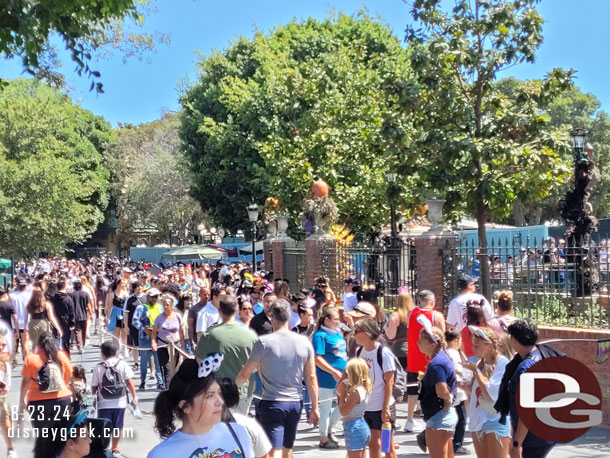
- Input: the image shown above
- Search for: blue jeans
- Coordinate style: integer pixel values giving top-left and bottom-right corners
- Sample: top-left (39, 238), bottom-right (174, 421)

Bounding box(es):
top-left (139, 336), bottom-right (163, 386)
top-left (260, 400), bottom-right (303, 450)
top-left (454, 401), bottom-right (466, 450)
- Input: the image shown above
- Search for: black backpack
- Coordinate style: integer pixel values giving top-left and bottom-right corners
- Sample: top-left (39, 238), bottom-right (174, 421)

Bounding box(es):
top-left (98, 361), bottom-right (126, 400)
top-left (357, 344), bottom-right (408, 401)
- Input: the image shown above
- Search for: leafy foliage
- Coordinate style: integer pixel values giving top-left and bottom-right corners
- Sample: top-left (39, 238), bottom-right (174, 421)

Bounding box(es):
top-left (0, 0), bottom-right (154, 92)
top-left (107, 113), bottom-right (206, 249)
top-left (180, 13), bottom-right (414, 235)
top-left (388, 0), bottom-right (575, 295)
top-left (496, 83), bottom-right (610, 225)
top-left (0, 79), bottom-right (112, 257)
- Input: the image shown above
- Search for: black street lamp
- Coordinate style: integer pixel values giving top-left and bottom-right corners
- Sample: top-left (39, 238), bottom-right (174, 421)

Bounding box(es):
top-left (386, 171), bottom-right (400, 293)
top-left (247, 203), bottom-right (259, 272)
top-left (561, 128), bottom-right (597, 296)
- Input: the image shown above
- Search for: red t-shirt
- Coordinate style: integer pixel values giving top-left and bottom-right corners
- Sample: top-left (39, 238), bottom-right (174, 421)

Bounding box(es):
top-left (407, 307), bottom-right (438, 373)
top-left (461, 326), bottom-right (474, 358)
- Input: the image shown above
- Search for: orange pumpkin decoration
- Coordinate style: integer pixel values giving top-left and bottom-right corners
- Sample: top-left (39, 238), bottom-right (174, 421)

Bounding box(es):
top-left (312, 179), bottom-right (329, 198)
top-left (265, 197), bottom-right (280, 211)
top-left (413, 204), bottom-right (428, 216)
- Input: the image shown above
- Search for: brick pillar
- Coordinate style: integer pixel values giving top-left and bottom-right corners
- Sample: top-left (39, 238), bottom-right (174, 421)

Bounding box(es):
top-left (305, 235), bottom-right (336, 288)
top-left (271, 237), bottom-right (295, 279)
top-left (413, 234), bottom-right (457, 311)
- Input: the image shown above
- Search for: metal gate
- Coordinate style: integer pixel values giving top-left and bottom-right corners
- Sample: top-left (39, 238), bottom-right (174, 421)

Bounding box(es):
top-left (322, 240), bottom-right (417, 309)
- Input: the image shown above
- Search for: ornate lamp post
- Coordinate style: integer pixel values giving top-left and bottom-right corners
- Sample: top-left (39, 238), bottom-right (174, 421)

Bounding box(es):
top-left (197, 223), bottom-right (206, 245)
top-left (561, 128), bottom-right (597, 296)
top-left (247, 203), bottom-right (259, 272)
top-left (386, 171), bottom-right (400, 293)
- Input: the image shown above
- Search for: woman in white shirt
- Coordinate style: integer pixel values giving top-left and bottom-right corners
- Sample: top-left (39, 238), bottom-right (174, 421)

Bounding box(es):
top-left (463, 326), bottom-right (510, 458)
top-left (148, 355), bottom-right (254, 458)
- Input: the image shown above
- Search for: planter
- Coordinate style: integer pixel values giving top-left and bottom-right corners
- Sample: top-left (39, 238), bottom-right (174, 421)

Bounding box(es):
top-left (426, 198), bottom-right (446, 232)
top-left (276, 215), bottom-right (289, 238)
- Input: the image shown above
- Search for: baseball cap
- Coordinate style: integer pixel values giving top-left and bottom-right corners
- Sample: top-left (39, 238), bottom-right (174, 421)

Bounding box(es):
top-left (457, 274), bottom-right (477, 289)
top-left (16, 277), bottom-right (27, 286)
top-left (347, 302), bottom-right (377, 318)
top-left (146, 288), bottom-right (161, 297)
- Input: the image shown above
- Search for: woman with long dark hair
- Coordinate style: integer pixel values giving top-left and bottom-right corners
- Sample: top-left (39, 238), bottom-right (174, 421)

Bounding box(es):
top-left (19, 332), bottom-right (73, 455)
top-left (461, 301), bottom-right (488, 358)
top-left (27, 288), bottom-right (63, 351)
top-left (106, 277), bottom-right (129, 357)
top-left (148, 356), bottom-right (254, 457)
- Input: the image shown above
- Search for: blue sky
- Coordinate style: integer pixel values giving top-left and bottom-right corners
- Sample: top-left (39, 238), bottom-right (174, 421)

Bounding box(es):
top-left (1, 0), bottom-right (608, 126)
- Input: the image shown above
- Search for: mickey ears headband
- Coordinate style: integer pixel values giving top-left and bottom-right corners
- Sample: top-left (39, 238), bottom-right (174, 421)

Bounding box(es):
top-left (416, 314), bottom-right (439, 343)
top-left (198, 353), bottom-right (224, 378)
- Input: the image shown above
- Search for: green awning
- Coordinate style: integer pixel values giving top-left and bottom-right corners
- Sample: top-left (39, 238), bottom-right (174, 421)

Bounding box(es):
top-left (161, 245), bottom-right (224, 261)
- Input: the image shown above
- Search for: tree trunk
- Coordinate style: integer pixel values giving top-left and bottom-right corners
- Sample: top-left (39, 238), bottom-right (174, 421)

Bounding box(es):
top-left (529, 206), bottom-right (543, 226)
top-left (513, 201), bottom-right (526, 227)
top-left (476, 200), bottom-right (491, 299)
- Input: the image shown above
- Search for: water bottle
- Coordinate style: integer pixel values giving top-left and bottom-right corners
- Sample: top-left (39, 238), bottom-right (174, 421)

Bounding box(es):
top-left (381, 422), bottom-right (392, 453)
top-left (127, 401), bottom-right (143, 419)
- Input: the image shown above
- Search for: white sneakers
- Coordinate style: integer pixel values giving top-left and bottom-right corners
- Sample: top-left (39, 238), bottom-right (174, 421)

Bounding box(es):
top-left (7, 449), bottom-right (17, 458)
top-left (404, 419), bottom-right (423, 433)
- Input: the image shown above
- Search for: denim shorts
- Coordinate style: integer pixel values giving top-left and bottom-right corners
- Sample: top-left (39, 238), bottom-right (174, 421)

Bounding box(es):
top-left (475, 417), bottom-right (511, 440)
top-left (426, 408), bottom-right (458, 431)
top-left (344, 418), bottom-right (371, 451)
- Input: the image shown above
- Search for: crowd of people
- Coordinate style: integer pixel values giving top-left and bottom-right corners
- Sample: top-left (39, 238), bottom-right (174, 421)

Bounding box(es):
top-left (0, 257), bottom-right (561, 458)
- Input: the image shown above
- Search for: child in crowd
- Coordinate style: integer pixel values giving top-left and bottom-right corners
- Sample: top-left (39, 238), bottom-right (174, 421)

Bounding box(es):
top-left (0, 332), bottom-right (16, 458)
top-left (445, 329), bottom-right (473, 455)
top-left (71, 366), bottom-right (96, 417)
top-left (337, 358), bottom-right (372, 458)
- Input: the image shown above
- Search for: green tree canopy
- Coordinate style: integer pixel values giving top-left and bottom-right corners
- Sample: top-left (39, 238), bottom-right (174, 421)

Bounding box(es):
top-left (180, 13), bottom-right (414, 235)
top-left (0, 0), bottom-right (164, 91)
top-left (389, 0), bottom-right (574, 295)
top-left (494, 82), bottom-right (610, 225)
top-left (107, 113), bottom-right (206, 250)
top-left (0, 79), bottom-right (112, 257)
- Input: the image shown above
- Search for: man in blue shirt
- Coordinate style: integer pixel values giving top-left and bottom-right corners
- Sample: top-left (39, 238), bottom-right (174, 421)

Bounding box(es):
top-left (507, 320), bottom-right (556, 458)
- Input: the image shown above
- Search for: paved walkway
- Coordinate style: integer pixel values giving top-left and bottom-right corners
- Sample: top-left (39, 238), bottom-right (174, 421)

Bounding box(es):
top-left (5, 339), bottom-right (610, 457)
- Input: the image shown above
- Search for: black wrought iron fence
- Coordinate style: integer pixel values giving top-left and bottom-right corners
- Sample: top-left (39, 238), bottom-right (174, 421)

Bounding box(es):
top-left (282, 245), bottom-right (307, 292)
top-left (442, 236), bottom-right (610, 329)
top-left (321, 241), bottom-right (417, 310)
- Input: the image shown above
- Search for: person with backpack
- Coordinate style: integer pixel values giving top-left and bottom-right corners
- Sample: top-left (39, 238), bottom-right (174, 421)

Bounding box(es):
top-left (18, 332), bottom-right (73, 451)
top-left (502, 319), bottom-right (556, 458)
top-left (353, 317), bottom-right (397, 458)
top-left (311, 307), bottom-right (348, 449)
top-left (91, 340), bottom-right (138, 458)
top-left (132, 288), bottom-right (164, 391)
top-left (417, 323), bottom-right (457, 458)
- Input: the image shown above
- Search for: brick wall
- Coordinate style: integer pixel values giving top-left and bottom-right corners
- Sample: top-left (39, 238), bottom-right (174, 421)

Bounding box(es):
top-left (538, 325), bottom-right (610, 426)
top-left (305, 237), bottom-right (336, 287)
top-left (413, 235), bottom-right (455, 310)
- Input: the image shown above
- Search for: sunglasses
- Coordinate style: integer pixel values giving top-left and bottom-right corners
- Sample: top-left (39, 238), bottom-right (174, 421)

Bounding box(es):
top-left (241, 307), bottom-right (253, 312)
